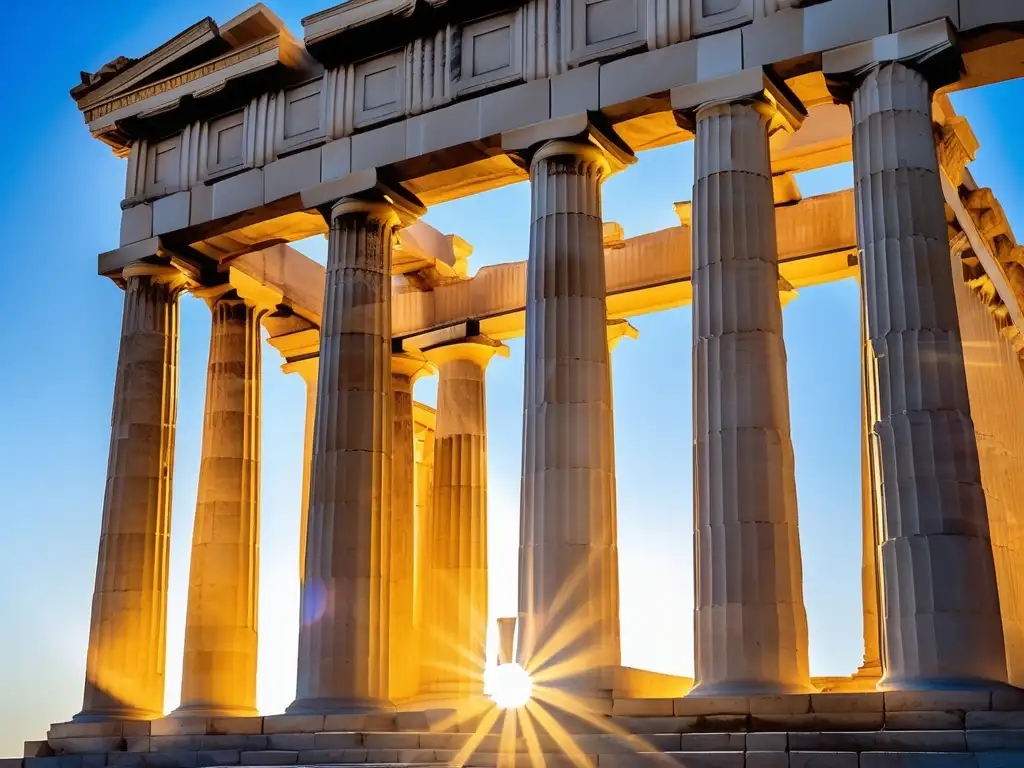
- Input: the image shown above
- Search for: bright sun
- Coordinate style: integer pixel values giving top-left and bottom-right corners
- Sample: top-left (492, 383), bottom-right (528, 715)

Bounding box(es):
top-left (485, 663), bottom-right (533, 709)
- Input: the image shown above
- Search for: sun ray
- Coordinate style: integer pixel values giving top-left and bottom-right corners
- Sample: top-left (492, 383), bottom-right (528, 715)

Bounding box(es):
top-left (497, 706), bottom-right (519, 768)
top-left (450, 703), bottom-right (503, 768)
top-left (427, 696), bottom-right (493, 735)
top-left (518, 706), bottom-right (547, 768)
top-left (526, 698), bottom-right (595, 768)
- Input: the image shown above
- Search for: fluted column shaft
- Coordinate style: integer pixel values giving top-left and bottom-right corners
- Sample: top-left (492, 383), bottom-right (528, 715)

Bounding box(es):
top-left (80, 265), bottom-right (184, 720)
top-left (413, 408), bottom-right (436, 658)
top-left (690, 101), bottom-right (812, 696)
top-left (422, 341), bottom-right (503, 697)
top-left (852, 62), bottom-right (1006, 689)
top-left (389, 356), bottom-right (433, 701)
top-left (294, 363), bottom-right (318, 583)
top-left (292, 199), bottom-right (400, 713)
top-left (517, 140), bottom-right (620, 699)
top-left (178, 297), bottom-right (262, 716)
top-left (858, 279), bottom-right (883, 678)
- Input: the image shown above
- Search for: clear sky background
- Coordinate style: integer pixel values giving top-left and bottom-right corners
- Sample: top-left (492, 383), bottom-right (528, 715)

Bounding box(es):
top-left (1, 1), bottom-right (1022, 758)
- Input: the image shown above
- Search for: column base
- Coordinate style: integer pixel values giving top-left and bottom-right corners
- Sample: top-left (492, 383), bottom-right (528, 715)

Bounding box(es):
top-left (73, 708), bottom-right (160, 723)
top-left (876, 675), bottom-right (1015, 693)
top-left (686, 680), bottom-right (817, 698)
top-left (169, 704), bottom-right (259, 718)
top-left (286, 697), bottom-right (396, 715)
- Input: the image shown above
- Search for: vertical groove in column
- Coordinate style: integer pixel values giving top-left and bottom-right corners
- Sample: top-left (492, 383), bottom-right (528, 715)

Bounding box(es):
top-left (292, 201), bottom-right (397, 712)
top-left (858, 280), bottom-right (883, 678)
top-left (853, 63), bottom-right (1007, 689)
top-left (413, 415), bottom-right (436, 684)
top-left (422, 355), bottom-right (491, 698)
top-left (517, 141), bottom-right (620, 700)
top-left (389, 372), bottom-right (418, 701)
top-left (81, 271), bottom-right (182, 720)
top-left (690, 102), bottom-right (812, 697)
top-left (179, 298), bottom-right (261, 716)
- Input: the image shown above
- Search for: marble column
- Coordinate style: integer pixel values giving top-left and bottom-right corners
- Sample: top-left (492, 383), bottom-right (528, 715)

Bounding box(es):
top-left (291, 192), bottom-right (422, 713)
top-left (517, 135), bottom-right (631, 702)
top-left (857, 278), bottom-right (883, 680)
top-left (850, 62), bottom-right (1006, 689)
top-left (412, 403), bottom-right (436, 665)
top-left (79, 263), bottom-right (186, 721)
top-left (283, 359), bottom-right (319, 583)
top-left (177, 295), bottom-right (262, 716)
top-left (389, 353), bottom-right (435, 702)
top-left (689, 94), bottom-right (813, 696)
top-left (603, 319), bottom-right (637, 677)
top-left (421, 337), bottom-right (507, 698)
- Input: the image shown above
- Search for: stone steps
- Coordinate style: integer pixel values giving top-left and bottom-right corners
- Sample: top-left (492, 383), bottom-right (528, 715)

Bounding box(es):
top-left (8, 749), bottom-right (1024, 768)
top-left (16, 728), bottom-right (1024, 768)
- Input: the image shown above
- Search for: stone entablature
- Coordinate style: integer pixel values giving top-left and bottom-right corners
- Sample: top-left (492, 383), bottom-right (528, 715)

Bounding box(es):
top-left (77, 0), bottom-right (1024, 267)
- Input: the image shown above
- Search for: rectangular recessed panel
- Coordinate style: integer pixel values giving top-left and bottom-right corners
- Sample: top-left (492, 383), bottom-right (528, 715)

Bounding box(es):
top-left (585, 0), bottom-right (639, 45)
top-left (703, 0), bottom-right (742, 15)
top-left (216, 123), bottom-right (243, 166)
top-left (472, 25), bottom-right (512, 76)
top-left (285, 90), bottom-right (320, 139)
top-left (153, 143), bottom-right (178, 186)
top-left (363, 66), bottom-right (398, 111)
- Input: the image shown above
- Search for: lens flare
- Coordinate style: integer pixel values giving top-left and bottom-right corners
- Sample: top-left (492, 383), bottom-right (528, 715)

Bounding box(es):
top-left (485, 663), bottom-right (533, 709)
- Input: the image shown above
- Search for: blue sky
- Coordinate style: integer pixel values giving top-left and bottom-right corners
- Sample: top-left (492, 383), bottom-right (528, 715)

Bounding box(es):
top-left (1, 1), bottom-right (1022, 758)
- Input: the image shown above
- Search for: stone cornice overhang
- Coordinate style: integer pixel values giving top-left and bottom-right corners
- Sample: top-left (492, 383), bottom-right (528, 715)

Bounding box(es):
top-left (72, 18), bottom-right (225, 108)
top-left (301, 0), bottom-right (526, 66)
top-left (84, 31), bottom-right (315, 153)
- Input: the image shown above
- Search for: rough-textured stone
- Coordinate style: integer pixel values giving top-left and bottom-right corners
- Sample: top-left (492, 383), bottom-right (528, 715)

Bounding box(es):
top-left (260, 715), bottom-right (325, 735)
top-left (751, 696), bottom-right (812, 715)
top-left (264, 734), bottom-right (314, 752)
top-left (24, 744), bottom-right (53, 759)
top-left (311, 733), bottom-right (362, 750)
top-left (884, 692), bottom-right (992, 713)
top-left (811, 693), bottom-right (883, 714)
top-left (690, 98), bottom-right (811, 697)
top-left (860, 754), bottom-right (976, 768)
top-left (205, 719), bottom-right (261, 737)
top-left (746, 753), bottom-right (789, 768)
top-left (791, 754), bottom-right (859, 768)
top-left (362, 733), bottom-right (420, 749)
top-left (677, 733), bottom-right (745, 751)
top-left (966, 711), bottom-right (1024, 729)
top-left (674, 697), bottom-right (750, 716)
top-left (194, 751), bottom-right (238, 767)
top-left (746, 733), bottom-right (788, 752)
top-left (885, 712), bottom-right (964, 730)
top-left (237, 751), bottom-right (296, 766)
top-left (615, 700), bottom-right (675, 717)
top-left (149, 721), bottom-right (207, 740)
top-left (966, 729), bottom-right (1024, 751)
top-left (79, 267), bottom-right (185, 720)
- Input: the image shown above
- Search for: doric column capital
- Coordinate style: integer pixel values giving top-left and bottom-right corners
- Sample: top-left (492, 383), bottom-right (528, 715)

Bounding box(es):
top-left (421, 335), bottom-right (509, 369)
top-left (672, 67), bottom-right (807, 137)
top-left (823, 18), bottom-right (961, 102)
top-left (302, 167), bottom-right (426, 227)
top-left (391, 350), bottom-right (437, 383)
top-left (121, 261), bottom-right (191, 294)
top-left (502, 112), bottom-right (637, 179)
top-left (606, 319), bottom-right (639, 351)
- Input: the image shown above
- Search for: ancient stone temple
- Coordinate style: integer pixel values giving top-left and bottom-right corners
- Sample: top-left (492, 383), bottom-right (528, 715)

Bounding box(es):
top-left (9, 0), bottom-right (1024, 766)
